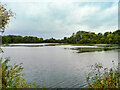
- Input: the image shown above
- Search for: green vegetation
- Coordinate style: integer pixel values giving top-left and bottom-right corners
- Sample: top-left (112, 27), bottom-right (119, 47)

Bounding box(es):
top-left (1, 57), bottom-right (41, 89)
top-left (86, 61), bottom-right (120, 88)
top-left (1, 2), bottom-right (120, 89)
top-left (70, 44), bottom-right (119, 53)
top-left (2, 30), bottom-right (120, 44)
top-left (71, 47), bottom-right (113, 53)
top-left (1, 1), bottom-right (119, 45)
top-left (1, 57), bottom-right (119, 89)
top-left (0, 3), bottom-right (15, 32)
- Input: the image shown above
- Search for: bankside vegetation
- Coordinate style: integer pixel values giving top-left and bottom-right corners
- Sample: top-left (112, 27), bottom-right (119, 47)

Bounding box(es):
top-left (0, 3), bottom-right (41, 89)
top-left (1, 58), bottom-right (40, 89)
top-left (1, 2), bottom-right (120, 89)
top-left (87, 61), bottom-right (120, 88)
top-left (2, 30), bottom-right (120, 44)
top-left (1, 58), bottom-right (120, 89)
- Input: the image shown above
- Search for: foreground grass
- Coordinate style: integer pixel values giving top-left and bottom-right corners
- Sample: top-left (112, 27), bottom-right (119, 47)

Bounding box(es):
top-left (1, 58), bottom-right (41, 89)
top-left (86, 61), bottom-right (120, 88)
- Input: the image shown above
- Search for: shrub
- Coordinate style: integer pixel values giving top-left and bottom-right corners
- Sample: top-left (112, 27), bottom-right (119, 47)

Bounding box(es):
top-left (86, 61), bottom-right (120, 88)
top-left (1, 57), bottom-right (40, 89)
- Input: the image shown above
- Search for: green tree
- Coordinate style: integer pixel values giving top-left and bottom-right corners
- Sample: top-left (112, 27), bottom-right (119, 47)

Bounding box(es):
top-left (107, 34), bottom-right (114, 44)
top-left (104, 32), bottom-right (111, 37)
top-left (113, 34), bottom-right (120, 44)
top-left (0, 3), bottom-right (15, 32)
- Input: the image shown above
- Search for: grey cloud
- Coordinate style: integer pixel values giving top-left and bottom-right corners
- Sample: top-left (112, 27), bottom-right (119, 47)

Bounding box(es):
top-left (4, 2), bottom-right (118, 38)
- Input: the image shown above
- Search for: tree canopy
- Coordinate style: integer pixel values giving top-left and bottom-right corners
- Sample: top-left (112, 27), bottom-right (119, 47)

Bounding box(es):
top-left (0, 3), bottom-right (15, 32)
top-left (0, 3), bottom-right (119, 45)
top-left (2, 30), bottom-right (120, 44)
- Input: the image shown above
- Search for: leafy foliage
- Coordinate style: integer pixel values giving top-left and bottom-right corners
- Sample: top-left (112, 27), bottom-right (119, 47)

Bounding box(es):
top-left (0, 3), bottom-right (15, 32)
top-left (2, 30), bottom-right (120, 44)
top-left (86, 61), bottom-right (120, 88)
top-left (1, 57), bottom-right (40, 89)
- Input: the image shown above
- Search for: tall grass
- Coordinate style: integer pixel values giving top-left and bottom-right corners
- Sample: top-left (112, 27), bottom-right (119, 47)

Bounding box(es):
top-left (1, 57), bottom-right (40, 89)
top-left (86, 61), bottom-right (120, 88)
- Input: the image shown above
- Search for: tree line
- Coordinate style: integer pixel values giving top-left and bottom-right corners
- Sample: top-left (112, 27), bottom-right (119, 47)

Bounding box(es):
top-left (2, 29), bottom-right (120, 44)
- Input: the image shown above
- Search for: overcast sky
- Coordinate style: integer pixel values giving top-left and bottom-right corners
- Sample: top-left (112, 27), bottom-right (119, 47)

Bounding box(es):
top-left (1, 0), bottom-right (118, 39)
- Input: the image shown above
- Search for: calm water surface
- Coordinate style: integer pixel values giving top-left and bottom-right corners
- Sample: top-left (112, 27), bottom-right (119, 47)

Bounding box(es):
top-left (2, 44), bottom-right (118, 88)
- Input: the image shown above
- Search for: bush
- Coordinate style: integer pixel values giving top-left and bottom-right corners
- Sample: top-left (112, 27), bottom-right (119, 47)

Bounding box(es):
top-left (1, 57), bottom-right (40, 89)
top-left (86, 61), bottom-right (120, 88)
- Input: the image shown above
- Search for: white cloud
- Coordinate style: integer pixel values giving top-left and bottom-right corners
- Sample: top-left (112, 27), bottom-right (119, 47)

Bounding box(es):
top-left (3, 2), bottom-right (118, 38)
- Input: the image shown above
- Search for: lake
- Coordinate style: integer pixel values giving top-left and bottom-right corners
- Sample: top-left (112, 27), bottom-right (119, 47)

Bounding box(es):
top-left (1, 43), bottom-right (119, 88)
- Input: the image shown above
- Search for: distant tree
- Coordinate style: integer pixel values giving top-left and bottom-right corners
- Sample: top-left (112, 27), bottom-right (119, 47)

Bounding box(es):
top-left (2, 30), bottom-right (120, 44)
top-left (39, 38), bottom-right (43, 43)
top-left (64, 37), bottom-right (67, 40)
top-left (75, 31), bottom-right (85, 41)
top-left (104, 32), bottom-right (111, 37)
top-left (98, 33), bottom-right (102, 36)
top-left (113, 34), bottom-right (120, 44)
top-left (113, 29), bottom-right (120, 35)
top-left (68, 33), bottom-right (76, 44)
top-left (100, 36), bottom-right (106, 44)
top-left (63, 37), bottom-right (67, 43)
